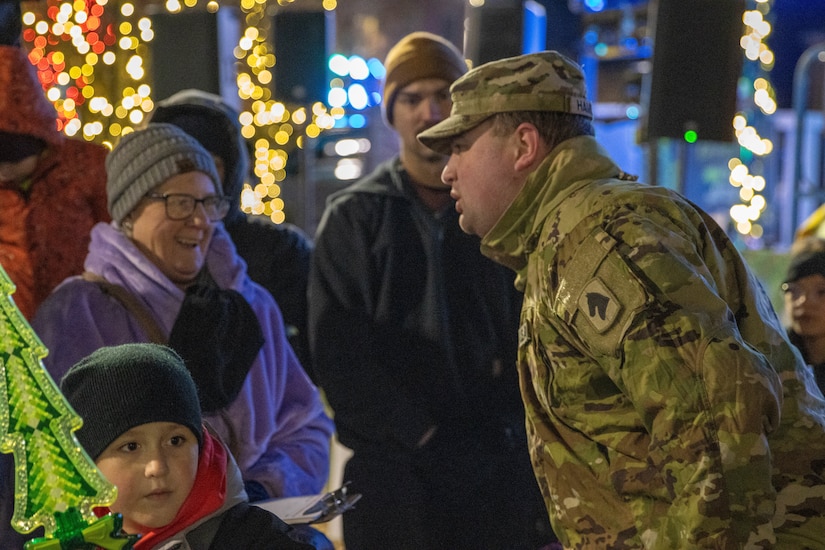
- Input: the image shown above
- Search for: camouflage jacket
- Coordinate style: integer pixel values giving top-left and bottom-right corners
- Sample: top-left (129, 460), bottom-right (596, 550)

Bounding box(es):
top-left (481, 136), bottom-right (825, 549)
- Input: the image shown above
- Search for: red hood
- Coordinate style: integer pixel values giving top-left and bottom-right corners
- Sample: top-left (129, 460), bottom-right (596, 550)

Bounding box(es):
top-left (0, 45), bottom-right (62, 148)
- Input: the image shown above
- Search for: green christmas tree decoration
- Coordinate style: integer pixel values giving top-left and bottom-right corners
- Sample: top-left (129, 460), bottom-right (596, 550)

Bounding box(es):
top-left (0, 265), bottom-right (138, 549)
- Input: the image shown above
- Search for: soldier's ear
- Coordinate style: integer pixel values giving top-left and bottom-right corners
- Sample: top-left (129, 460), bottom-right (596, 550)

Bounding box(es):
top-left (513, 122), bottom-right (544, 173)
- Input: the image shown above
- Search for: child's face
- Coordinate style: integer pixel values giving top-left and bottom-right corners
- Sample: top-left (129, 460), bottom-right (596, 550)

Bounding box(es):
top-left (95, 421), bottom-right (199, 534)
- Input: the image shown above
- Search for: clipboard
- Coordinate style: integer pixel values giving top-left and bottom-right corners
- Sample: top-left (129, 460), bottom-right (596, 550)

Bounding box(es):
top-left (253, 483), bottom-right (362, 525)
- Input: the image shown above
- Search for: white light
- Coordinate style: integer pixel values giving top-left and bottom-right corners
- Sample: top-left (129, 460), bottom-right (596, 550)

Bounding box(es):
top-left (334, 158), bottom-right (363, 180)
top-left (348, 55), bottom-right (369, 80)
top-left (334, 139), bottom-right (361, 157)
top-left (329, 54), bottom-right (349, 76)
top-left (357, 138), bottom-right (371, 154)
top-left (730, 204), bottom-right (749, 223)
top-left (751, 175), bottom-right (766, 192)
top-left (751, 194), bottom-right (766, 211)
top-left (328, 87), bottom-right (348, 108)
top-left (347, 84), bottom-right (368, 110)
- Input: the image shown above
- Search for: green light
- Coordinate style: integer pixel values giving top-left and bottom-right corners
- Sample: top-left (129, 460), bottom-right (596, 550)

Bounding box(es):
top-left (684, 130), bottom-right (698, 143)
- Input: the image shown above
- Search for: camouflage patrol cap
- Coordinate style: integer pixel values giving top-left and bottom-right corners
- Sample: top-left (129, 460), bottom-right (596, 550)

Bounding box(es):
top-left (418, 51), bottom-right (592, 155)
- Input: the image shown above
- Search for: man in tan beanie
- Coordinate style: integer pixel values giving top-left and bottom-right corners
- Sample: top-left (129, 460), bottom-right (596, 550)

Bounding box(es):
top-left (309, 33), bottom-right (555, 549)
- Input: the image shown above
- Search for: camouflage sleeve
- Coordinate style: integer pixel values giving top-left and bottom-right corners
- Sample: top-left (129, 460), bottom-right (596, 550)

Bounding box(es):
top-left (567, 208), bottom-right (784, 547)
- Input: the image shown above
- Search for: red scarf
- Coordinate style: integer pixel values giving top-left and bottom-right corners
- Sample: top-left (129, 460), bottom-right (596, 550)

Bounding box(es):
top-left (96, 428), bottom-right (228, 548)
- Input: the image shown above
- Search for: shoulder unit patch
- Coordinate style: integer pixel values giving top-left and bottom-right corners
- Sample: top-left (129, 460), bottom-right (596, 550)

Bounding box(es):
top-left (579, 277), bottom-right (621, 333)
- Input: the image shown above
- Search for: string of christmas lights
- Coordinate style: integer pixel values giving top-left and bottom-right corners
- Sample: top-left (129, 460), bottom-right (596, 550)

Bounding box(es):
top-left (20, 0), bottom-right (339, 225)
top-left (21, 0), bottom-right (779, 235)
top-left (728, 0), bottom-right (776, 239)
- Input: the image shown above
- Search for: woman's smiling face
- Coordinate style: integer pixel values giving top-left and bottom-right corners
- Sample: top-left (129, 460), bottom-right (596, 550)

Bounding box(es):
top-left (126, 171), bottom-right (218, 288)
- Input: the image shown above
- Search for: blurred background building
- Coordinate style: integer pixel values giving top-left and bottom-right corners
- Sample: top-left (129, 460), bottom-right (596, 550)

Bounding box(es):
top-left (12, 0), bottom-right (825, 300)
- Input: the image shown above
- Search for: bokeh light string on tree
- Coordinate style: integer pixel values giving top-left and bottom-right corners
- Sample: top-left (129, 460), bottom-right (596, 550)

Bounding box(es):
top-left (233, 0), bottom-right (337, 223)
top-left (728, 0), bottom-right (777, 241)
top-left (20, 0), bottom-right (154, 148)
top-left (20, 0), bottom-right (340, 225)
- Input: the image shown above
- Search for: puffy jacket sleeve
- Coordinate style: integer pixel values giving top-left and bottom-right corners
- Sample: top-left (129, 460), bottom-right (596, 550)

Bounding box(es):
top-left (31, 277), bottom-right (150, 383)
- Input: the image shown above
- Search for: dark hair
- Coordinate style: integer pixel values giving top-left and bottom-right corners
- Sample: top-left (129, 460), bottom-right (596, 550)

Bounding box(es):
top-left (784, 237), bottom-right (825, 286)
top-left (491, 111), bottom-right (595, 151)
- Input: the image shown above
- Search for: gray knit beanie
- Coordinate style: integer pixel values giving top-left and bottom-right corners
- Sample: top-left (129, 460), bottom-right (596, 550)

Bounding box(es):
top-left (105, 123), bottom-right (221, 223)
top-left (60, 343), bottom-right (203, 460)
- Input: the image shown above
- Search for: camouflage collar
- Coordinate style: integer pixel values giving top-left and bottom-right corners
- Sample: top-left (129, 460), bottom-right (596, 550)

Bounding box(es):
top-left (481, 136), bottom-right (622, 276)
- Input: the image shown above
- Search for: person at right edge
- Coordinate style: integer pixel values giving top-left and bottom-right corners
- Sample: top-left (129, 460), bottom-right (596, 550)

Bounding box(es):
top-left (782, 236), bottom-right (825, 394)
top-left (417, 50), bottom-right (825, 549)
top-left (308, 32), bottom-right (556, 550)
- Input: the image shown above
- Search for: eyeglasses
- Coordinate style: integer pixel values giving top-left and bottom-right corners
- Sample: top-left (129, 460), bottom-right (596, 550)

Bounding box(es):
top-left (782, 282), bottom-right (825, 302)
top-left (145, 193), bottom-right (230, 221)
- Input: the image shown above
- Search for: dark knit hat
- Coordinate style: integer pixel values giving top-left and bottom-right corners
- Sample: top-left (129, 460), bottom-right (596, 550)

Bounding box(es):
top-left (0, 131), bottom-right (45, 163)
top-left (783, 250), bottom-right (825, 286)
top-left (381, 32), bottom-right (468, 126)
top-left (60, 343), bottom-right (203, 460)
top-left (105, 123), bottom-right (221, 223)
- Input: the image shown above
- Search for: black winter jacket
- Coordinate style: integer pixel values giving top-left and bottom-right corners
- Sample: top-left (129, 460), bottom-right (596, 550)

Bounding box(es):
top-left (308, 157), bottom-right (525, 453)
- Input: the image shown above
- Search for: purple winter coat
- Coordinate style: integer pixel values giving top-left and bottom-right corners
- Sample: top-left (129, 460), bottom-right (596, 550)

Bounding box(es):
top-left (31, 221), bottom-right (333, 498)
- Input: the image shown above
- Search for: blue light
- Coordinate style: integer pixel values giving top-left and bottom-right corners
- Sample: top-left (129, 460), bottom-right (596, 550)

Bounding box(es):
top-left (594, 43), bottom-right (608, 57)
top-left (522, 0), bottom-right (547, 54)
top-left (625, 105), bottom-right (640, 120)
top-left (349, 114), bottom-right (367, 129)
top-left (638, 42), bottom-right (653, 58)
top-left (585, 0), bottom-right (605, 11)
top-left (333, 116), bottom-right (350, 129)
top-left (620, 37), bottom-right (638, 52)
top-left (367, 58), bottom-right (385, 80)
top-left (584, 28), bottom-right (599, 46)
top-left (326, 52), bottom-right (388, 113)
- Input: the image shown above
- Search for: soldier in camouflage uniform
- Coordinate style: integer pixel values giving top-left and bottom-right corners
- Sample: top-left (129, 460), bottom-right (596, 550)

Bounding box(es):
top-left (419, 51), bottom-right (825, 549)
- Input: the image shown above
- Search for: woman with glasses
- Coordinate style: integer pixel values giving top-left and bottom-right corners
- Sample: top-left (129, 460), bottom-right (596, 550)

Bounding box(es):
top-left (782, 236), bottom-right (825, 395)
top-left (30, 124), bottom-right (334, 534)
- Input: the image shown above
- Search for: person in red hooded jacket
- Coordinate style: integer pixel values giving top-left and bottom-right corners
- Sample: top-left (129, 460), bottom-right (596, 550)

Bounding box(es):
top-left (0, 38), bottom-right (109, 548)
top-left (0, 43), bottom-right (109, 321)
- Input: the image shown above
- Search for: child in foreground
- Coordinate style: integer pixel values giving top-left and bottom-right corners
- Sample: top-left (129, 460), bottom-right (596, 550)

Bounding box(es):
top-left (60, 342), bottom-right (314, 549)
